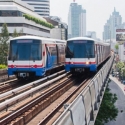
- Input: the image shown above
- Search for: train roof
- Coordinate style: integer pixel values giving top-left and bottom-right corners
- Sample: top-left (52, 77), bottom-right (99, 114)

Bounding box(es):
top-left (10, 35), bottom-right (66, 44)
top-left (67, 37), bottom-right (94, 41)
top-left (67, 37), bottom-right (110, 46)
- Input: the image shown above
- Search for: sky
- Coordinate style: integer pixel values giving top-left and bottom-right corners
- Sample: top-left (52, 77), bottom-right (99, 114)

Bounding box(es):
top-left (50, 0), bottom-right (125, 40)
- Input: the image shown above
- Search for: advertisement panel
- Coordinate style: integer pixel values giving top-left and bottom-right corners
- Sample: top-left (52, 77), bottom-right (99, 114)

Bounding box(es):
top-left (116, 29), bottom-right (125, 42)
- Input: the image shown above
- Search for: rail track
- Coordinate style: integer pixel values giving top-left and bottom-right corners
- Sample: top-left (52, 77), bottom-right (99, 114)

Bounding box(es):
top-left (0, 65), bottom-right (65, 95)
top-left (0, 70), bottom-right (65, 103)
top-left (0, 78), bottom-right (18, 94)
top-left (0, 70), bottom-right (68, 123)
top-left (0, 65), bottom-right (96, 125)
top-left (0, 71), bottom-right (94, 125)
top-left (0, 53), bottom-right (112, 125)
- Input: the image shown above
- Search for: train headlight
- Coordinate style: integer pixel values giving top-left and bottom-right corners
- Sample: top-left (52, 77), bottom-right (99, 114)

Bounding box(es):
top-left (69, 62), bottom-right (73, 64)
top-left (86, 61), bottom-right (89, 65)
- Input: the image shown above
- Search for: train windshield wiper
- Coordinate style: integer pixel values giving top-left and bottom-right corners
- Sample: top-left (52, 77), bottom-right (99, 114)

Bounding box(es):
top-left (12, 50), bottom-right (18, 62)
top-left (85, 45), bottom-right (90, 59)
top-left (12, 55), bottom-right (17, 62)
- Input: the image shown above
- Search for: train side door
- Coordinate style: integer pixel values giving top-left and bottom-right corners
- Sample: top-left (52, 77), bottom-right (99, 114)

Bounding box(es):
top-left (96, 44), bottom-right (98, 65)
top-left (46, 45), bottom-right (52, 68)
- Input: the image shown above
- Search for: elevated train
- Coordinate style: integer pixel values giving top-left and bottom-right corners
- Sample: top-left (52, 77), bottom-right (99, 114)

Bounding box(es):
top-left (8, 36), bottom-right (66, 79)
top-left (65, 37), bottom-right (110, 73)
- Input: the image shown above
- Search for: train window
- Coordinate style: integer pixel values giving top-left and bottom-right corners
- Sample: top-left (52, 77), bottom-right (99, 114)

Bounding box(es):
top-left (9, 41), bottom-right (18, 60)
top-left (58, 45), bottom-right (65, 55)
top-left (66, 40), bottom-right (95, 58)
top-left (9, 39), bottom-right (41, 60)
top-left (97, 45), bottom-right (99, 54)
top-left (18, 44), bottom-right (31, 60)
top-left (66, 41), bottom-right (75, 58)
top-left (85, 43), bottom-right (95, 58)
top-left (49, 46), bottom-right (57, 56)
top-left (31, 44), bottom-right (41, 60)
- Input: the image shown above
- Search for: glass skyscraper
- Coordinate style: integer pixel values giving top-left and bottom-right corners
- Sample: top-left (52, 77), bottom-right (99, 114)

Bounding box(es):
top-left (68, 2), bottom-right (86, 39)
top-left (21, 0), bottom-right (50, 16)
top-left (103, 8), bottom-right (122, 40)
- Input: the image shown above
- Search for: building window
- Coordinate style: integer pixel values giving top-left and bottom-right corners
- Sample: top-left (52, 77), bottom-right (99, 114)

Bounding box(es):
top-left (0, 10), bottom-right (22, 17)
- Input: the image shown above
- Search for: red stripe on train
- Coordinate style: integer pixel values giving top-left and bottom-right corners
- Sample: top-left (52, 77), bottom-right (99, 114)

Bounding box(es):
top-left (65, 62), bottom-right (96, 64)
top-left (8, 64), bottom-right (43, 68)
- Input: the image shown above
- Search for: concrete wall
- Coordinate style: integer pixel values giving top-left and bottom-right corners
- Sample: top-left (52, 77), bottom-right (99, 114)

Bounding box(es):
top-left (50, 28), bottom-right (61, 39)
top-left (0, 17), bottom-right (50, 37)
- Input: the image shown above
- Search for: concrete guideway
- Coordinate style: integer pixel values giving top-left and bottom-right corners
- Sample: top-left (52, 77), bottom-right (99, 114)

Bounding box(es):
top-left (53, 55), bottom-right (114, 125)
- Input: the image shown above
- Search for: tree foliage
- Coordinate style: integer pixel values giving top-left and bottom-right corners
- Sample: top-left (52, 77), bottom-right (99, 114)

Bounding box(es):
top-left (0, 64), bottom-right (7, 69)
top-left (116, 62), bottom-right (124, 71)
top-left (0, 23), bottom-right (9, 65)
top-left (19, 28), bottom-right (23, 36)
top-left (23, 14), bottom-right (54, 29)
top-left (116, 62), bottom-right (125, 78)
top-left (12, 28), bottom-right (23, 38)
top-left (116, 61), bottom-right (124, 67)
top-left (12, 29), bottom-right (19, 37)
top-left (115, 44), bottom-right (119, 50)
top-left (95, 85), bottom-right (118, 125)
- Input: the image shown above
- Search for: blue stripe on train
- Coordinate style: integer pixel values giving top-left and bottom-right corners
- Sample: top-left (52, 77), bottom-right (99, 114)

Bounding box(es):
top-left (8, 55), bottom-right (58, 77)
top-left (8, 67), bottom-right (46, 76)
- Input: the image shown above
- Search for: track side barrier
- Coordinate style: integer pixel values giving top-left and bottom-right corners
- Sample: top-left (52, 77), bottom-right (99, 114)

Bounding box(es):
top-left (70, 96), bottom-right (86, 125)
top-left (82, 87), bottom-right (92, 125)
top-left (54, 111), bottom-right (73, 125)
top-left (53, 54), bottom-right (115, 125)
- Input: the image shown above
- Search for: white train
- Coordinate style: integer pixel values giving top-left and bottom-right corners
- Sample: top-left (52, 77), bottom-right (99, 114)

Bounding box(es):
top-left (65, 37), bottom-right (110, 73)
top-left (8, 36), bottom-right (66, 79)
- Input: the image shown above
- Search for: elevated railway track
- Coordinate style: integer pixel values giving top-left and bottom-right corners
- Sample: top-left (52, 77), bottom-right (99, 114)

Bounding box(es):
top-left (0, 54), bottom-right (114, 125)
top-left (0, 71), bottom-right (93, 125)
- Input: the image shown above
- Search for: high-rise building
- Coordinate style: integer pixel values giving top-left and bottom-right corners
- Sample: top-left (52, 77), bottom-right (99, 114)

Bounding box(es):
top-left (0, 0), bottom-right (51, 38)
top-left (86, 31), bottom-right (97, 39)
top-left (68, 2), bottom-right (86, 39)
top-left (21, 0), bottom-right (50, 16)
top-left (103, 20), bottom-right (110, 40)
top-left (103, 8), bottom-right (122, 41)
top-left (45, 16), bottom-right (68, 40)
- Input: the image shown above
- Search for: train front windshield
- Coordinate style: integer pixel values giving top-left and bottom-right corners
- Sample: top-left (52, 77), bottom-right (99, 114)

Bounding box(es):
top-left (66, 40), bottom-right (95, 58)
top-left (8, 39), bottom-right (42, 61)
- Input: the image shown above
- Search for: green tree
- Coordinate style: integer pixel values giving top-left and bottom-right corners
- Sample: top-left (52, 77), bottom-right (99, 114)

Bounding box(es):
top-left (18, 28), bottom-right (23, 36)
top-left (121, 68), bottom-right (125, 79)
top-left (115, 44), bottom-right (119, 50)
top-left (95, 85), bottom-right (118, 125)
top-left (116, 62), bottom-right (125, 79)
top-left (12, 29), bottom-right (19, 37)
top-left (13, 28), bottom-right (24, 37)
top-left (116, 62), bottom-right (124, 71)
top-left (0, 23), bottom-right (9, 65)
top-left (115, 44), bottom-right (119, 53)
top-left (23, 14), bottom-right (54, 28)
